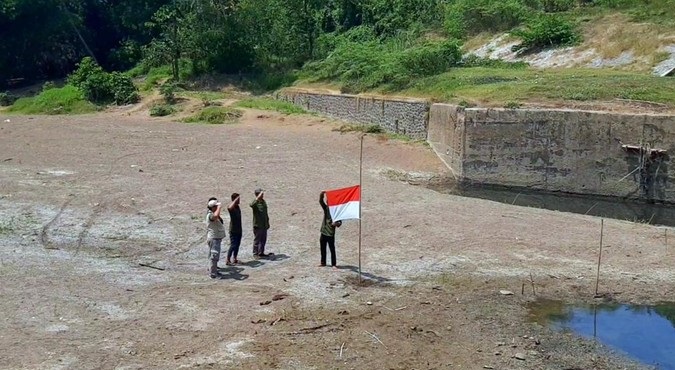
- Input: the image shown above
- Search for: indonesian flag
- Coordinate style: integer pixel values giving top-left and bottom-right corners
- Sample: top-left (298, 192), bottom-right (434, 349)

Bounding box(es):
top-left (325, 185), bottom-right (360, 221)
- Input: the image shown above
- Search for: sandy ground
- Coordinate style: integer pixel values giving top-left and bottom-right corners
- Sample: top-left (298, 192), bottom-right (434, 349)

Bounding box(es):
top-left (1, 107), bottom-right (674, 370)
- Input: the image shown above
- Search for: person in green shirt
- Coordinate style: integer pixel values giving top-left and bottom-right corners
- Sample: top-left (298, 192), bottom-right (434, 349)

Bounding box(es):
top-left (319, 191), bottom-right (342, 268)
top-left (250, 188), bottom-right (270, 258)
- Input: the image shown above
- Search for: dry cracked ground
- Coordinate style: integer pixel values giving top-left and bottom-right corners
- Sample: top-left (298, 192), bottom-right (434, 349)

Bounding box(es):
top-left (1, 107), bottom-right (674, 370)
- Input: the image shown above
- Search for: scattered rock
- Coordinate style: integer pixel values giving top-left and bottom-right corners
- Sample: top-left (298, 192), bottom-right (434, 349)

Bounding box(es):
top-left (272, 293), bottom-right (288, 301)
top-left (499, 290), bottom-right (514, 296)
top-left (338, 310), bottom-right (349, 315)
top-left (259, 300), bottom-right (272, 306)
top-left (342, 293), bottom-right (350, 298)
top-left (483, 366), bottom-right (494, 369)
top-left (514, 353), bottom-right (526, 360)
top-left (366, 301), bottom-right (373, 305)
top-left (495, 341), bottom-right (506, 347)
top-left (251, 319), bottom-right (267, 324)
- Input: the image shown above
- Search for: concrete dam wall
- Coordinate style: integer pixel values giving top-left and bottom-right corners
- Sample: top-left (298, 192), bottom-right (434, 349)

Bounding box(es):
top-left (278, 89), bottom-right (675, 203)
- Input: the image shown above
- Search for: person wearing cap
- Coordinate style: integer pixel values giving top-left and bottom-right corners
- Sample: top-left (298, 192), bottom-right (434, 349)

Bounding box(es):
top-left (319, 191), bottom-right (342, 268)
top-left (250, 188), bottom-right (270, 258)
top-left (226, 193), bottom-right (242, 265)
top-left (206, 197), bottom-right (226, 278)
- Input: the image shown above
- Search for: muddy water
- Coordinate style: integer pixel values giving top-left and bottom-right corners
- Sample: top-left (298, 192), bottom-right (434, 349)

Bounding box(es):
top-left (425, 181), bottom-right (675, 227)
top-left (529, 299), bottom-right (675, 370)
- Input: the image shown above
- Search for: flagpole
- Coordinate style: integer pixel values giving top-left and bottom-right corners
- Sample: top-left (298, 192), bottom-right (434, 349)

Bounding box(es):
top-left (358, 134), bottom-right (364, 283)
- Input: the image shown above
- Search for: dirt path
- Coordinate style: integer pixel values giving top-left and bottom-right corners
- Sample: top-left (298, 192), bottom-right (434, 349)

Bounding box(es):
top-left (0, 107), bottom-right (672, 369)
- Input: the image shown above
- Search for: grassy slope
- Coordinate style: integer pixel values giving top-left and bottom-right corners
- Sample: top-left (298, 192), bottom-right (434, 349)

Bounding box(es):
top-left (294, 2), bottom-right (675, 108)
top-left (7, 85), bottom-right (96, 114)
top-left (402, 67), bottom-right (675, 106)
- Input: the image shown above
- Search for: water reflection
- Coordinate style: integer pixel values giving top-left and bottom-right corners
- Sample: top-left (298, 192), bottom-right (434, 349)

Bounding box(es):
top-left (529, 300), bottom-right (675, 369)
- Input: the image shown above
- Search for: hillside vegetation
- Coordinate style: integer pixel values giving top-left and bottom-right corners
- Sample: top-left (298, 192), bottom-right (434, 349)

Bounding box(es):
top-left (1, 0), bottom-right (674, 110)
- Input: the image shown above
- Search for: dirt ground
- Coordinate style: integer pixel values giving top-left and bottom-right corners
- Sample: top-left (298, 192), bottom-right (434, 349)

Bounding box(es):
top-left (1, 104), bottom-right (674, 370)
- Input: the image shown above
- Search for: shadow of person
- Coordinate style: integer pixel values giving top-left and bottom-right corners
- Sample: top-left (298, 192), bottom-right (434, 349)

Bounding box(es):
top-left (336, 265), bottom-right (390, 283)
top-left (216, 266), bottom-right (249, 281)
top-left (262, 253), bottom-right (290, 262)
top-left (238, 260), bottom-right (265, 268)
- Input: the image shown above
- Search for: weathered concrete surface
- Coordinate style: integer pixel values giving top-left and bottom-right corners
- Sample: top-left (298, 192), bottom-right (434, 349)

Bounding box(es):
top-left (277, 89), bottom-right (429, 140)
top-left (427, 103), bottom-right (465, 179)
top-left (462, 108), bottom-right (675, 202)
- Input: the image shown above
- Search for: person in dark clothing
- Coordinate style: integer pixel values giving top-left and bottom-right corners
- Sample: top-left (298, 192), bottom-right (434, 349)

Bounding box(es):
top-left (226, 193), bottom-right (242, 265)
top-left (250, 188), bottom-right (271, 258)
top-left (319, 191), bottom-right (342, 268)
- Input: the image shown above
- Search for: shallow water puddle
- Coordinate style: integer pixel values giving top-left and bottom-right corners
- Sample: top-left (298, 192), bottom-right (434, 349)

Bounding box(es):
top-left (529, 300), bottom-right (675, 369)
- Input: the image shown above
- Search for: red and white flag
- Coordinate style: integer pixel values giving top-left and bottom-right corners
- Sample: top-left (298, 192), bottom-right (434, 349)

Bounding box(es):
top-left (325, 185), bottom-right (360, 221)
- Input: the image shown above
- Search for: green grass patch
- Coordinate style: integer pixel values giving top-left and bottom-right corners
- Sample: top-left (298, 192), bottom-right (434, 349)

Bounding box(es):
top-left (234, 97), bottom-right (306, 114)
top-left (0, 217), bottom-right (15, 235)
top-left (149, 104), bottom-right (176, 117)
top-left (399, 67), bottom-right (675, 106)
top-left (183, 106), bottom-right (243, 124)
top-left (179, 91), bottom-right (230, 101)
top-left (333, 124), bottom-right (384, 134)
top-left (7, 85), bottom-right (97, 114)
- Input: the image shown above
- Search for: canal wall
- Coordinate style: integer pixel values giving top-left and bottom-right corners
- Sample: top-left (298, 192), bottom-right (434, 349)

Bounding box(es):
top-left (278, 89), bottom-right (675, 203)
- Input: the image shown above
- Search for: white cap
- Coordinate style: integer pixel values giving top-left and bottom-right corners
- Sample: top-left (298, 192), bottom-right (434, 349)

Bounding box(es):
top-left (207, 200), bottom-right (219, 208)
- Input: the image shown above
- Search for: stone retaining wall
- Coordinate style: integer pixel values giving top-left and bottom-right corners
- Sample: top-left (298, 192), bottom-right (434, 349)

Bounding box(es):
top-left (277, 89), bottom-right (429, 140)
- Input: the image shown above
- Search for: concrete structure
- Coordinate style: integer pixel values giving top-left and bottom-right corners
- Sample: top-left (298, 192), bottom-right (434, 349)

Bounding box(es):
top-left (279, 89), bottom-right (675, 203)
top-left (276, 89), bottom-right (429, 140)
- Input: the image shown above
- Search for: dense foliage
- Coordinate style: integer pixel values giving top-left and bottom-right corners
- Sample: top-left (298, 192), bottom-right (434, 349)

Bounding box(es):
top-left (0, 0), bottom-right (671, 90)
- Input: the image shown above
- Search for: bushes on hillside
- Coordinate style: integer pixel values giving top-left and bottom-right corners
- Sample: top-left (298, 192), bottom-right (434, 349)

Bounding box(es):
top-left (400, 40), bottom-right (463, 77)
top-left (512, 15), bottom-right (581, 52)
top-left (0, 92), bottom-right (17, 106)
top-left (69, 57), bottom-right (139, 105)
top-left (444, 0), bottom-right (583, 38)
top-left (445, 0), bottom-right (530, 38)
top-left (303, 38), bottom-right (463, 92)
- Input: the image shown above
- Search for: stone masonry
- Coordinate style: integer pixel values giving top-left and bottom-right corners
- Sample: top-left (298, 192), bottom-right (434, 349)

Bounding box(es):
top-left (277, 89), bottom-right (430, 140)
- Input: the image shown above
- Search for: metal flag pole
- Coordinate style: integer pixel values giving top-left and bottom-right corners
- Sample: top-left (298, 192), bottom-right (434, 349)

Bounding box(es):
top-left (358, 134), bottom-right (364, 283)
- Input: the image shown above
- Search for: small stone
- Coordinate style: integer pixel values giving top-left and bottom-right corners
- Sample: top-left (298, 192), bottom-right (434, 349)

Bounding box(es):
top-left (495, 341), bottom-right (506, 346)
top-left (483, 366), bottom-right (494, 369)
top-left (366, 301), bottom-right (372, 305)
top-left (514, 353), bottom-right (526, 360)
top-left (494, 352), bottom-right (502, 356)
top-left (499, 290), bottom-right (514, 295)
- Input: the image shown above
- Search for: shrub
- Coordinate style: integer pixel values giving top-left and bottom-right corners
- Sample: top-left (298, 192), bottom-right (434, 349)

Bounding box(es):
top-left (42, 81), bottom-right (56, 91)
top-left (69, 57), bottom-right (140, 105)
top-left (542, 0), bottom-right (576, 12)
top-left (160, 82), bottom-right (177, 104)
top-left (149, 104), bottom-right (175, 117)
top-left (7, 85), bottom-right (96, 114)
top-left (305, 38), bottom-right (463, 93)
top-left (512, 15), bottom-right (581, 52)
top-left (183, 107), bottom-right (243, 124)
top-left (0, 92), bottom-right (17, 106)
top-left (399, 40), bottom-right (462, 77)
top-left (445, 0), bottom-right (530, 37)
top-left (461, 54), bottom-right (529, 69)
